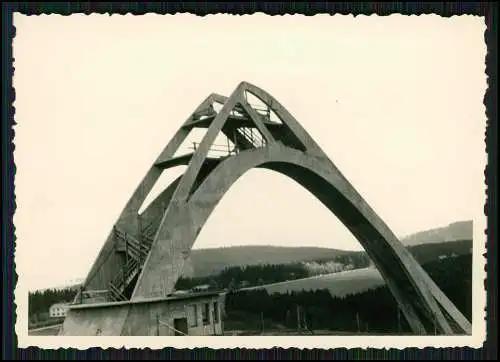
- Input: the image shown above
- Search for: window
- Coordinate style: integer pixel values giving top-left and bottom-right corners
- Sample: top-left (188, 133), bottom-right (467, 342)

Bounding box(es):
top-left (213, 302), bottom-right (219, 323)
top-left (202, 303), bottom-right (210, 325)
top-left (188, 305), bottom-right (198, 327)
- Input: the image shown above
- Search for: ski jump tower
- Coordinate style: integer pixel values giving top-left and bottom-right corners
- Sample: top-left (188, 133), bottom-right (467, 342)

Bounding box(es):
top-left (61, 81), bottom-right (471, 336)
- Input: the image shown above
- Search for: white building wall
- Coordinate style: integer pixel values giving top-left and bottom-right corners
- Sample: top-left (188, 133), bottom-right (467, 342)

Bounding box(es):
top-left (49, 304), bottom-right (70, 318)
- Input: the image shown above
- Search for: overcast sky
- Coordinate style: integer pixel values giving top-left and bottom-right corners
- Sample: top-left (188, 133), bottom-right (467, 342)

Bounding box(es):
top-left (13, 14), bottom-right (486, 291)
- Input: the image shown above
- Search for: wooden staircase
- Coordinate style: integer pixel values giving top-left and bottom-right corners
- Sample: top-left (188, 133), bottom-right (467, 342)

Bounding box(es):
top-left (107, 217), bottom-right (159, 302)
top-left (105, 104), bottom-right (269, 302)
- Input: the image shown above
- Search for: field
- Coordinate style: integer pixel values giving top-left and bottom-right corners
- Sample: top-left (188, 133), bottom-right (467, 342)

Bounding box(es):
top-left (241, 267), bottom-right (386, 298)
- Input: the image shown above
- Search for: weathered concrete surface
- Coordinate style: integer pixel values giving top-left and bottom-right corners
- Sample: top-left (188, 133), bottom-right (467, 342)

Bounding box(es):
top-left (76, 82), bottom-right (471, 336)
top-left (121, 293), bottom-right (224, 336)
top-left (75, 94), bottom-right (224, 301)
top-left (60, 292), bottom-right (225, 336)
top-left (59, 304), bottom-right (129, 336)
top-left (131, 145), bottom-right (444, 334)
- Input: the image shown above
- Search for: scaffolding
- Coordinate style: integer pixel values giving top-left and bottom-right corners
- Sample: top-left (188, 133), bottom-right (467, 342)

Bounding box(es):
top-left (189, 126), bottom-right (267, 158)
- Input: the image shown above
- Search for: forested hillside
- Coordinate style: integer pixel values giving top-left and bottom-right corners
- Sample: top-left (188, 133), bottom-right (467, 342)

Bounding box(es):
top-left (175, 239), bottom-right (472, 291)
top-left (224, 254), bottom-right (472, 334)
top-left (182, 238), bottom-right (472, 279)
top-left (28, 237), bottom-right (472, 329)
top-left (184, 245), bottom-right (352, 278)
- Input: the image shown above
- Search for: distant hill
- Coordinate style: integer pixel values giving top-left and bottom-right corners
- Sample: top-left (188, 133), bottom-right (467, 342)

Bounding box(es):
top-left (183, 245), bottom-right (352, 278)
top-left (182, 220), bottom-right (473, 278)
top-left (37, 220), bottom-right (473, 291)
top-left (401, 220), bottom-right (473, 247)
top-left (181, 238), bottom-right (472, 279)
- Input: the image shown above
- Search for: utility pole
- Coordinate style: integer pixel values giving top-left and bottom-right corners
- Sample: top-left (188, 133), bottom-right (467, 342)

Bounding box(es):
top-left (156, 313), bottom-right (160, 336)
top-left (296, 305), bottom-right (301, 334)
top-left (261, 311), bottom-right (265, 335)
top-left (213, 309), bottom-right (216, 336)
top-left (302, 311), bottom-right (311, 334)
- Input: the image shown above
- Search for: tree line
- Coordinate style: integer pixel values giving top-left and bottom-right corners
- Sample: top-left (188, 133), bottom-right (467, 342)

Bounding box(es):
top-left (175, 262), bottom-right (311, 291)
top-left (223, 254), bottom-right (472, 334)
top-left (175, 241), bottom-right (472, 293)
top-left (28, 287), bottom-right (77, 325)
top-left (29, 247), bottom-right (472, 333)
top-left (174, 253), bottom-right (373, 291)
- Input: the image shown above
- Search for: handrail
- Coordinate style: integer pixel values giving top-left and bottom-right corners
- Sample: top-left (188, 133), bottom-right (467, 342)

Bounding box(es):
top-left (108, 226), bottom-right (154, 302)
top-left (114, 228), bottom-right (143, 246)
top-left (190, 143), bottom-right (235, 154)
top-left (108, 281), bottom-right (127, 301)
top-left (125, 235), bottom-right (149, 253)
top-left (127, 242), bottom-right (149, 256)
top-left (111, 287), bottom-right (126, 301)
top-left (114, 228), bottom-right (150, 259)
top-left (238, 127), bottom-right (265, 148)
top-left (118, 235), bottom-right (148, 254)
top-left (112, 257), bottom-right (138, 286)
top-left (109, 257), bottom-right (138, 302)
top-left (189, 126), bottom-right (267, 158)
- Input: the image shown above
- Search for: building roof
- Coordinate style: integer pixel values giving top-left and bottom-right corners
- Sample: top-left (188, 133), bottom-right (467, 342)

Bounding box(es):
top-left (70, 289), bottom-right (227, 310)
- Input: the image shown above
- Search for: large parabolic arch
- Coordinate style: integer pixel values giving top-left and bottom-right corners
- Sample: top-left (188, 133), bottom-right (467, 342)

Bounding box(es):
top-left (73, 82), bottom-right (471, 335)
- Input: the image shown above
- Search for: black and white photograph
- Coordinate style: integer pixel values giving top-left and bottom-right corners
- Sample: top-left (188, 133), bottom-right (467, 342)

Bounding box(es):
top-left (13, 13), bottom-right (487, 349)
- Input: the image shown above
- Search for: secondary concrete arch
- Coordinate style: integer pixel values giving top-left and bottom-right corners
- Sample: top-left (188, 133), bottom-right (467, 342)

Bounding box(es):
top-left (72, 81), bottom-right (471, 336)
top-left (131, 144), bottom-right (470, 335)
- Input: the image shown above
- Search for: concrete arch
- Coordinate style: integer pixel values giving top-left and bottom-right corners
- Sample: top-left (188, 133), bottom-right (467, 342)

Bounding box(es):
top-left (75, 81), bottom-right (471, 336)
top-left (78, 93), bottom-right (225, 293)
top-left (131, 144), bottom-right (470, 335)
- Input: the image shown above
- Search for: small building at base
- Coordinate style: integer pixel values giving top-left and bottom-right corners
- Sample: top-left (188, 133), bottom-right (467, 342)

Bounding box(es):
top-left (59, 290), bottom-right (227, 336)
top-left (156, 290), bottom-right (226, 336)
top-left (49, 302), bottom-right (70, 318)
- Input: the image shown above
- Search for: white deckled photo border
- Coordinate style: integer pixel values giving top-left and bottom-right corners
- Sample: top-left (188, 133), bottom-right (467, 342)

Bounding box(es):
top-left (12, 13), bottom-right (488, 350)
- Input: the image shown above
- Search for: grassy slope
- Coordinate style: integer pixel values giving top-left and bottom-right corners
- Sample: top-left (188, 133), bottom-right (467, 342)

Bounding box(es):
top-left (242, 267), bottom-right (385, 298)
top-left (242, 239), bottom-right (473, 298)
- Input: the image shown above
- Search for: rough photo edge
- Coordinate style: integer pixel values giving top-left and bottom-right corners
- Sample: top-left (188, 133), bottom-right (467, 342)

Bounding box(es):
top-left (3, 2), bottom-right (497, 360)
